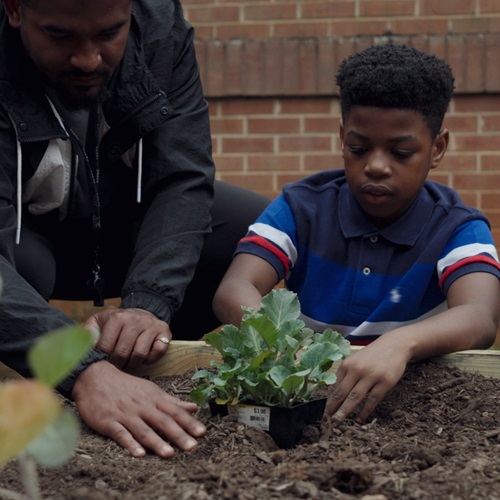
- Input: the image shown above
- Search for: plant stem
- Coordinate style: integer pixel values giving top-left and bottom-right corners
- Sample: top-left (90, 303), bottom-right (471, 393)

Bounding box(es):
top-left (18, 453), bottom-right (41, 500)
top-left (0, 487), bottom-right (28, 500)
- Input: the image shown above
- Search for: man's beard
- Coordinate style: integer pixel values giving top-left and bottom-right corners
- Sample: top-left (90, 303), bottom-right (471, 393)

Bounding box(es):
top-left (49, 73), bottom-right (111, 111)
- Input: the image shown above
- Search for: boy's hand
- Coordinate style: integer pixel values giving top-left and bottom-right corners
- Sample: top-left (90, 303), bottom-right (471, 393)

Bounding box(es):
top-left (72, 361), bottom-right (206, 458)
top-left (325, 335), bottom-right (409, 423)
top-left (85, 308), bottom-right (172, 371)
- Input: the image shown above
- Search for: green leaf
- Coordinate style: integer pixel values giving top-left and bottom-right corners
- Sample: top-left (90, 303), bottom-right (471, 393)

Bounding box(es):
top-left (267, 365), bottom-right (292, 387)
top-left (0, 380), bottom-right (61, 468)
top-left (190, 386), bottom-right (213, 406)
top-left (280, 371), bottom-right (310, 405)
top-left (28, 326), bottom-right (94, 388)
top-left (315, 329), bottom-right (351, 357)
top-left (301, 342), bottom-right (337, 370)
top-left (202, 330), bottom-right (225, 353)
top-left (214, 325), bottom-right (247, 359)
top-left (260, 289), bottom-right (300, 329)
top-left (242, 315), bottom-right (278, 349)
top-left (249, 349), bottom-right (274, 371)
top-left (26, 408), bottom-right (80, 467)
top-left (191, 369), bottom-right (214, 381)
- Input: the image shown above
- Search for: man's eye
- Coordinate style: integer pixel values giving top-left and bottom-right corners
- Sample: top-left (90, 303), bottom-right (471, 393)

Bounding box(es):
top-left (44, 30), bottom-right (70, 40)
top-left (100, 30), bottom-right (119, 40)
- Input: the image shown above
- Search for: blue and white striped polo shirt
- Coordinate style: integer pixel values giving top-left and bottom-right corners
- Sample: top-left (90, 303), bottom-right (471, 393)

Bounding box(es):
top-left (236, 170), bottom-right (500, 345)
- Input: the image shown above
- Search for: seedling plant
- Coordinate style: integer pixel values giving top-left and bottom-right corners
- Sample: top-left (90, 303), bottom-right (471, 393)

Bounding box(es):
top-left (190, 288), bottom-right (350, 408)
top-left (0, 321), bottom-right (93, 500)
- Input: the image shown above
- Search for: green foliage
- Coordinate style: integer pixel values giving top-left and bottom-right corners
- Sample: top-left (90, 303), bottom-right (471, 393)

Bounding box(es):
top-left (0, 325), bottom-right (93, 500)
top-left (190, 289), bottom-right (350, 408)
top-left (28, 326), bottom-right (94, 388)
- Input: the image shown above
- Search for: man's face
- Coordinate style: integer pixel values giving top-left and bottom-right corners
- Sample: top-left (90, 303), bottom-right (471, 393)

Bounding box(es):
top-left (340, 106), bottom-right (448, 228)
top-left (5, 0), bottom-right (132, 106)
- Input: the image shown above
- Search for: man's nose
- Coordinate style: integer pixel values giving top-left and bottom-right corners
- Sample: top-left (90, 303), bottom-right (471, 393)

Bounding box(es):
top-left (69, 43), bottom-right (102, 73)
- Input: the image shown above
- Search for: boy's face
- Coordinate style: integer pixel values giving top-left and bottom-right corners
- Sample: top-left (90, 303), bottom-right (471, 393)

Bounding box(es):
top-left (340, 106), bottom-right (448, 228)
top-left (4, 0), bottom-right (132, 107)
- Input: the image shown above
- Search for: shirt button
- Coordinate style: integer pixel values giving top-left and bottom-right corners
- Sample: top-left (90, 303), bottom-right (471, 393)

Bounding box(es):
top-left (370, 236), bottom-right (378, 243)
top-left (363, 267), bottom-right (371, 275)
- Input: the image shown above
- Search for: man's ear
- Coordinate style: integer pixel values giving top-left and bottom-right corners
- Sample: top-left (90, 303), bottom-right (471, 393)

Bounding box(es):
top-left (430, 128), bottom-right (449, 169)
top-left (3, 0), bottom-right (23, 28)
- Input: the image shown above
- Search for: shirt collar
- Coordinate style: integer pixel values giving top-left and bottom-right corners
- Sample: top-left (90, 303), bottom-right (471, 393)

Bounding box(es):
top-left (338, 183), bottom-right (433, 246)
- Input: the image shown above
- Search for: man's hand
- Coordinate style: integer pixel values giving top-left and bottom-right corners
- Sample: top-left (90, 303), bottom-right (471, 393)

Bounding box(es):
top-left (72, 361), bottom-right (206, 458)
top-left (325, 336), bottom-right (409, 423)
top-left (85, 308), bottom-right (172, 371)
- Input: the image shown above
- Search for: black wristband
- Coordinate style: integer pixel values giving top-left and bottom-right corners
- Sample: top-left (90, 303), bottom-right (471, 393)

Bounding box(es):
top-left (57, 349), bottom-right (108, 400)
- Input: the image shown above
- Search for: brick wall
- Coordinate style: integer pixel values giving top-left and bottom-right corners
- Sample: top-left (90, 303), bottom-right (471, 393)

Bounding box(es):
top-left (181, 0), bottom-right (500, 247)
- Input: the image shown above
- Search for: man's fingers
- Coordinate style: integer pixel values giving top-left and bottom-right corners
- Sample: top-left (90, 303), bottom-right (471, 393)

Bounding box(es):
top-left (103, 421), bottom-right (147, 458)
top-left (105, 419), bottom-right (176, 459)
top-left (155, 400), bottom-right (206, 450)
top-left (145, 336), bottom-right (171, 365)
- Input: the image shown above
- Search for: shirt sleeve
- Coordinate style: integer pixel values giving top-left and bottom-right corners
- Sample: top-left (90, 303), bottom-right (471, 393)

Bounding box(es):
top-left (437, 219), bottom-right (500, 293)
top-left (234, 195), bottom-right (298, 281)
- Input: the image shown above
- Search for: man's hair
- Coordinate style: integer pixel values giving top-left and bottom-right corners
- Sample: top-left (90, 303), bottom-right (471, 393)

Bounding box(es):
top-left (336, 44), bottom-right (455, 138)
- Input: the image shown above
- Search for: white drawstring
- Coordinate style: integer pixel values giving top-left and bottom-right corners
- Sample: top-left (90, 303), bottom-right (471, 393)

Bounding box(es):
top-left (137, 137), bottom-right (142, 203)
top-left (15, 141), bottom-right (22, 245)
top-left (136, 138), bottom-right (143, 203)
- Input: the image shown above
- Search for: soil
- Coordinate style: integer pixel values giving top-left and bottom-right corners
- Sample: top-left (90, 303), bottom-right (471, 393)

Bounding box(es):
top-left (1, 361), bottom-right (500, 500)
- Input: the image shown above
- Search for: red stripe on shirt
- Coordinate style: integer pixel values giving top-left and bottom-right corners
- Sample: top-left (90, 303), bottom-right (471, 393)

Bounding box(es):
top-left (439, 255), bottom-right (500, 289)
top-left (240, 235), bottom-right (291, 274)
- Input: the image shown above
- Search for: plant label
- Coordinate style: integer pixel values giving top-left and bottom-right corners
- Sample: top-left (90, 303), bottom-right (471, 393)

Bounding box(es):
top-left (228, 404), bottom-right (271, 431)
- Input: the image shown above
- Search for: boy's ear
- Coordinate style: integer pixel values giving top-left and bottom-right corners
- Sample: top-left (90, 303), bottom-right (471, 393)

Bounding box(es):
top-left (3, 0), bottom-right (22, 28)
top-left (339, 119), bottom-right (345, 155)
top-left (430, 129), bottom-right (449, 169)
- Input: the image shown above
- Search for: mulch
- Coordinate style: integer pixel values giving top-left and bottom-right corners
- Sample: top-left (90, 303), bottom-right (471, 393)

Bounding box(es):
top-left (1, 360), bottom-right (500, 499)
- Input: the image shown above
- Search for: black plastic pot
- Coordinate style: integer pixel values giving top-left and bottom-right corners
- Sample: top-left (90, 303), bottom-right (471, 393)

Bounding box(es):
top-left (209, 397), bottom-right (327, 449)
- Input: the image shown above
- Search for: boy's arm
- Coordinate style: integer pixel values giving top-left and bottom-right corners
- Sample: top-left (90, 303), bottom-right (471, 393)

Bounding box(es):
top-left (326, 271), bottom-right (500, 423)
top-left (213, 253), bottom-right (280, 327)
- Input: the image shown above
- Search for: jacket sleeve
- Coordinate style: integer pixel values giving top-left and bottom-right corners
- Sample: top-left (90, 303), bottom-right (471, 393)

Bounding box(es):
top-left (0, 109), bottom-right (108, 394)
top-left (0, 109), bottom-right (70, 375)
top-left (119, 1), bottom-right (215, 324)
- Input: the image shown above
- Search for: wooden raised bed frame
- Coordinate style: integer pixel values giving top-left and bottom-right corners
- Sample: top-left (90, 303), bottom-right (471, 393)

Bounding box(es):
top-left (1, 341), bottom-right (499, 380)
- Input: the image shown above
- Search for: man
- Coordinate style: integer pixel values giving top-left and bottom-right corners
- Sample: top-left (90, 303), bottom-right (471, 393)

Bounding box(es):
top-left (0, 0), bottom-right (268, 458)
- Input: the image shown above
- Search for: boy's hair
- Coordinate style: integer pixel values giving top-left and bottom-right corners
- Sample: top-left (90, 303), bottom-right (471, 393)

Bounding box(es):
top-left (336, 44), bottom-right (455, 138)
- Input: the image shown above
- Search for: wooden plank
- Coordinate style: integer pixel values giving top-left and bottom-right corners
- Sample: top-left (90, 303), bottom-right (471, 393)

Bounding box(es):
top-left (428, 349), bottom-right (500, 380)
top-left (1, 342), bottom-right (499, 380)
top-left (135, 343), bottom-right (500, 380)
top-left (133, 341), bottom-right (222, 378)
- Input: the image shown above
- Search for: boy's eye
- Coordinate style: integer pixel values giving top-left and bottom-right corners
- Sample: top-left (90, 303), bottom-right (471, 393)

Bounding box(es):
top-left (348, 145), bottom-right (367, 155)
top-left (393, 150), bottom-right (414, 159)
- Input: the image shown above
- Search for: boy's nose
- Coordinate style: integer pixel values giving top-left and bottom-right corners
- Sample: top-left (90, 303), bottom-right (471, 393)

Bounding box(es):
top-left (365, 152), bottom-right (390, 176)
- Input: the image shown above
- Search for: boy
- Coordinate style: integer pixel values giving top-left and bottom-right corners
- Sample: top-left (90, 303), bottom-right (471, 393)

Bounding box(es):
top-left (212, 44), bottom-right (500, 423)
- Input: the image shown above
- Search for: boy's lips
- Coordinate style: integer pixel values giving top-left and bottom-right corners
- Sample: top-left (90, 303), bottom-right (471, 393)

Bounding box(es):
top-left (361, 184), bottom-right (392, 196)
top-left (360, 184), bottom-right (393, 204)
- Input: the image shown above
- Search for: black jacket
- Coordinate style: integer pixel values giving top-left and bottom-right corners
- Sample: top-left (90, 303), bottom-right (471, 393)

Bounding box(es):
top-left (0, 0), bottom-right (215, 388)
